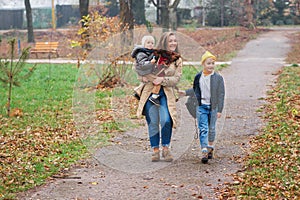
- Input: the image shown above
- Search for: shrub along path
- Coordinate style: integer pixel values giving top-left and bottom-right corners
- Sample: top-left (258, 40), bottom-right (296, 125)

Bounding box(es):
top-left (17, 28), bottom-right (298, 200)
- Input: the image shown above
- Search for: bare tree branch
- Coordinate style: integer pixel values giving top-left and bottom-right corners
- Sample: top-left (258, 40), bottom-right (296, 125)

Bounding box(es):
top-left (150, 0), bottom-right (158, 7)
top-left (170, 0), bottom-right (180, 9)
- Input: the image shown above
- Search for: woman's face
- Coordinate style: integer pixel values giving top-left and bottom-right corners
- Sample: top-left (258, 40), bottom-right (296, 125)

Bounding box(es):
top-left (167, 34), bottom-right (177, 52)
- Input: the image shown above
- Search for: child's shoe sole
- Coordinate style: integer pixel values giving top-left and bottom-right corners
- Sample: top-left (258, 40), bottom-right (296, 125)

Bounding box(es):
top-left (207, 147), bottom-right (214, 159)
top-left (149, 96), bottom-right (160, 106)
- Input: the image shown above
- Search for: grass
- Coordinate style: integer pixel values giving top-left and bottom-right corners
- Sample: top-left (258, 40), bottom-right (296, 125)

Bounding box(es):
top-left (180, 63), bottom-right (229, 88)
top-left (0, 63), bottom-right (106, 199)
top-left (222, 65), bottom-right (300, 199)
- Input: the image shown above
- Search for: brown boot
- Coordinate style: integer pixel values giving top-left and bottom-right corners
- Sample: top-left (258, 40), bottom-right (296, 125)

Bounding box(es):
top-left (151, 149), bottom-right (160, 162)
top-left (162, 148), bottom-right (173, 162)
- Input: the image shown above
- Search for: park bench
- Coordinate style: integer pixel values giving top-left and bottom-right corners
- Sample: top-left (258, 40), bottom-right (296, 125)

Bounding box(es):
top-left (30, 42), bottom-right (59, 58)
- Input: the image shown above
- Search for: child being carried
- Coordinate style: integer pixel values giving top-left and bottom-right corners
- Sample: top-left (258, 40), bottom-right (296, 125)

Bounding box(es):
top-left (131, 35), bottom-right (181, 106)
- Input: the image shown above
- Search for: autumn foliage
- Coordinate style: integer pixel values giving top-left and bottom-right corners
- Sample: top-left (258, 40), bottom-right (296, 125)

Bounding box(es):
top-left (220, 66), bottom-right (300, 199)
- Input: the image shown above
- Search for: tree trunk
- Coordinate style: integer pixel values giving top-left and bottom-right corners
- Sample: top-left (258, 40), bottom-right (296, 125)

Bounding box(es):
top-left (169, 0), bottom-right (180, 30)
top-left (160, 0), bottom-right (170, 31)
top-left (150, 0), bottom-right (180, 31)
top-left (105, 0), bottom-right (119, 17)
top-left (169, 8), bottom-right (177, 30)
top-left (132, 0), bottom-right (146, 25)
top-left (119, 0), bottom-right (134, 46)
top-left (24, 0), bottom-right (34, 43)
top-left (120, 0), bottom-right (134, 30)
top-left (79, 0), bottom-right (90, 49)
top-left (7, 39), bottom-right (16, 117)
top-left (245, 0), bottom-right (254, 28)
top-left (220, 0), bottom-right (224, 27)
top-left (79, 0), bottom-right (89, 24)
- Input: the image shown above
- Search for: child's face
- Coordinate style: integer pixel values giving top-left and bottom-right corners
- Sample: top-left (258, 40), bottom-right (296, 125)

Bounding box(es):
top-left (144, 39), bottom-right (154, 49)
top-left (203, 57), bottom-right (216, 73)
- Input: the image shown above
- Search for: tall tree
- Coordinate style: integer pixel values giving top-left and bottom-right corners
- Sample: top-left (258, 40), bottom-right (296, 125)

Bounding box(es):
top-left (150, 0), bottom-right (181, 31)
top-left (245, 0), bottom-right (255, 28)
top-left (79, 0), bottom-right (90, 49)
top-left (220, 0), bottom-right (225, 26)
top-left (105, 0), bottom-right (119, 17)
top-left (79, 0), bottom-right (89, 24)
top-left (119, 0), bottom-right (134, 30)
top-left (24, 0), bottom-right (34, 43)
top-left (132, 0), bottom-right (146, 25)
top-left (273, 0), bottom-right (290, 17)
top-left (119, 0), bottom-right (134, 46)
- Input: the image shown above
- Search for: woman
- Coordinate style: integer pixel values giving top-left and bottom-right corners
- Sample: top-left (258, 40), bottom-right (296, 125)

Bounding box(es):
top-left (136, 32), bottom-right (182, 162)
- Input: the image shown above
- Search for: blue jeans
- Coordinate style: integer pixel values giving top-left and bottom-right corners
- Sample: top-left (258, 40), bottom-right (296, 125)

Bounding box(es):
top-left (196, 104), bottom-right (218, 149)
top-left (144, 88), bottom-right (173, 148)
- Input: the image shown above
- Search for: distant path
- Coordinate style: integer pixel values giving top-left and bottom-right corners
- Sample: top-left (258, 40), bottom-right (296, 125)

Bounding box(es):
top-left (17, 28), bottom-right (298, 200)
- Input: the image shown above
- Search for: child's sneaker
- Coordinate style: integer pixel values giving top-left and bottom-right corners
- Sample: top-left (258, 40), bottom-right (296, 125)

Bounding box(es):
top-left (149, 96), bottom-right (160, 106)
top-left (133, 92), bottom-right (140, 100)
top-left (201, 148), bottom-right (208, 164)
top-left (207, 147), bottom-right (214, 159)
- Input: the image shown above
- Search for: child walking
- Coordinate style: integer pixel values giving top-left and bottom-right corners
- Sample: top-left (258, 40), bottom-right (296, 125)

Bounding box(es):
top-left (131, 35), bottom-right (161, 106)
top-left (193, 51), bottom-right (225, 164)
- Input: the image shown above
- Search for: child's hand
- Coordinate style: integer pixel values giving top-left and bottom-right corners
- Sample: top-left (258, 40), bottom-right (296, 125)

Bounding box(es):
top-left (151, 56), bottom-right (156, 64)
top-left (178, 90), bottom-right (186, 97)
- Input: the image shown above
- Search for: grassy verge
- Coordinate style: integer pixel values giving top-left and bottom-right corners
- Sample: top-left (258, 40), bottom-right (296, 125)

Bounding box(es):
top-left (221, 65), bottom-right (300, 199)
top-left (180, 63), bottom-right (229, 88)
top-left (0, 63), bottom-right (103, 199)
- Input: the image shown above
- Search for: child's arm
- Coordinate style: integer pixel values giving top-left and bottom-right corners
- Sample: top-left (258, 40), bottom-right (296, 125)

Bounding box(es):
top-left (142, 73), bottom-right (157, 82)
top-left (217, 76), bottom-right (225, 115)
top-left (178, 88), bottom-right (194, 97)
top-left (135, 53), bottom-right (156, 76)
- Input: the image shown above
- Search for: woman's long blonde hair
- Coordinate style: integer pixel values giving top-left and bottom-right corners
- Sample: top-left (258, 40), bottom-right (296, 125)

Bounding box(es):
top-left (156, 32), bottom-right (179, 53)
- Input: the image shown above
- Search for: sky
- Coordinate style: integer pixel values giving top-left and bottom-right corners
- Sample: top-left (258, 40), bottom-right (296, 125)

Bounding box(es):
top-left (0, 0), bottom-right (79, 9)
top-left (0, 0), bottom-right (201, 10)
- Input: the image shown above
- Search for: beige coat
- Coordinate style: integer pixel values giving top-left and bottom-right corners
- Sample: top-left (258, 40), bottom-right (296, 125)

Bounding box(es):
top-left (136, 58), bottom-right (182, 128)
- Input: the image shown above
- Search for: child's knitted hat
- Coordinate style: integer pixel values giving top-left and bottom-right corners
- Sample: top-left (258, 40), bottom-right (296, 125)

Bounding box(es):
top-left (201, 51), bottom-right (216, 64)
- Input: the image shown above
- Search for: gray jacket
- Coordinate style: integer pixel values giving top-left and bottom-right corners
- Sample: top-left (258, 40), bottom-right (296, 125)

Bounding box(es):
top-left (193, 71), bottom-right (225, 113)
top-left (131, 46), bottom-right (156, 76)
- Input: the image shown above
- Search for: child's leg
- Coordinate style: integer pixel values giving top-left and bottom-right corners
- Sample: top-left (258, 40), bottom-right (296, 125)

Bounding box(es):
top-left (197, 105), bottom-right (209, 150)
top-left (207, 109), bottom-right (218, 159)
top-left (134, 82), bottom-right (145, 97)
top-left (197, 104), bottom-right (210, 163)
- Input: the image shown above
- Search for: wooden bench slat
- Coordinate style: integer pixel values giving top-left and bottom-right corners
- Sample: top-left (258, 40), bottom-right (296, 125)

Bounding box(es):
top-left (31, 42), bottom-right (59, 58)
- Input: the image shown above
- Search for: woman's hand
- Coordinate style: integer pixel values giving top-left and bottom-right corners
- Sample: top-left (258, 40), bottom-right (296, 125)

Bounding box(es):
top-left (217, 112), bottom-right (222, 118)
top-left (142, 76), bottom-right (149, 83)
top-left (153, 77), bottom-right (164, 85)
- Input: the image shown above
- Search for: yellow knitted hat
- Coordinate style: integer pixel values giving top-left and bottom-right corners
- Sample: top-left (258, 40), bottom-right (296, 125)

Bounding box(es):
top-left (201, 51), bottom-right (216, 64)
